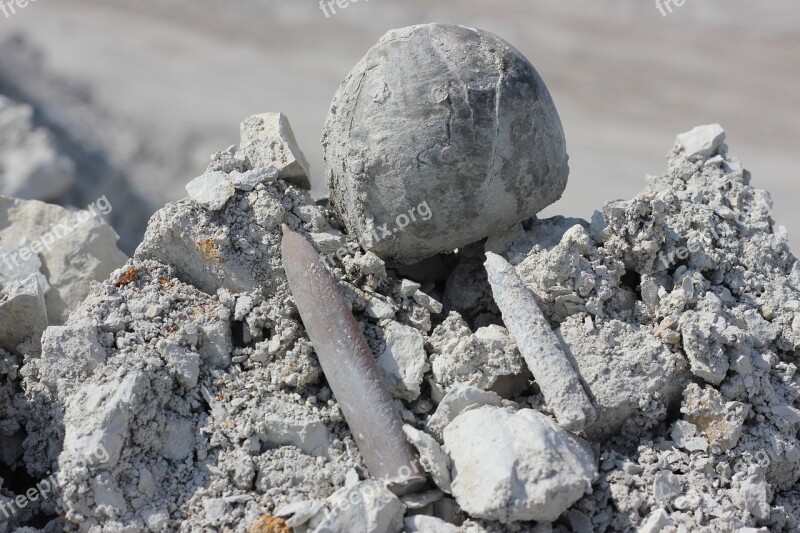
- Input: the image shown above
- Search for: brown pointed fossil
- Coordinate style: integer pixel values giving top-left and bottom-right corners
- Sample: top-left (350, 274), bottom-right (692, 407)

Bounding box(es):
top-left (281, 225), bottom-right (423, 493)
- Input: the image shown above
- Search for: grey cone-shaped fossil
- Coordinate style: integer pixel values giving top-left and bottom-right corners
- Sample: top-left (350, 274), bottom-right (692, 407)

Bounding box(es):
top-left (281, 225), bottom-right (423, 493)
top-left (323, 23), bottom-right (569, 263)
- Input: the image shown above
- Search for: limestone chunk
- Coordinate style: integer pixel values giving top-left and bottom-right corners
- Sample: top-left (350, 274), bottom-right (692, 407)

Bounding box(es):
top-left (403, 425), bottom-right (452, 494)
top-left (312, 480), bottom-right (404, 533)
top-left (443, 407), bottom-right (597, 523)
top-left (0, 275), bottom-right (48, 353)
top-left (426, 383), bottom-right (502, 441)
top-left (0, 196), bottom-right (127, 324)
top-left (377, 321), bottom-right (427, 401)
top-left (675, 124), bottom-right (726, 159)
top-left (682, 383), bottom-right (747, 452)
top-left (186, 171), bottom-right (235, 211)
top-left (557, 316), bottom-right (688, 441)
top-left (240, 113), bottom-right (311, 189)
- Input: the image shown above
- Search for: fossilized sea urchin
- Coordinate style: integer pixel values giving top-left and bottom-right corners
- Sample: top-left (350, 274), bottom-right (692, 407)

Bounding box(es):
top-left (323, 23), bottom-right (569, 262)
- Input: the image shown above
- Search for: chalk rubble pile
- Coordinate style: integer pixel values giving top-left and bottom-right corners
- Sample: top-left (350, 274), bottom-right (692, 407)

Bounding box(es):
top-left (1, 119), bottom-right (799, 533)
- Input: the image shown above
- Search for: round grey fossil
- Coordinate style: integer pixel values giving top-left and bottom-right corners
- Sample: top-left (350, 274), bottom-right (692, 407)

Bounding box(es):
top-left (322, 23), bottom-right (569, 263)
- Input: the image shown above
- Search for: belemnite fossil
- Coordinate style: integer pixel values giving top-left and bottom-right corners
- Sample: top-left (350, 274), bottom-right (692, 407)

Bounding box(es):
top-left (323, 23), bottom-right (569, 263)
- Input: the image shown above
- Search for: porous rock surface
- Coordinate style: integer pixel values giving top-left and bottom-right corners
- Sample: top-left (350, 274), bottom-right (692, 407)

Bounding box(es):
top-left (2, 120), bottom-right (799, 533)
top-left (322, 23), bottom-right (569, 263)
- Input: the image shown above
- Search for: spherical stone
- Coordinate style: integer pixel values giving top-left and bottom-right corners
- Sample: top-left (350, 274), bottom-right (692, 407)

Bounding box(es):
top-left (322, 23), bottom-right (569, 263)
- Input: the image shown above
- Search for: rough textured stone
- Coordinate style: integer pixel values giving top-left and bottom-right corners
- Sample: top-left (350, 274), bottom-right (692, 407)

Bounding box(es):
top-left (426, 383), bottom-right (503, 441)
top-left (323, 23), bottom-right (568, 262)
top-left (0, 275), bottom-right (48, 353)
top-left (675, 123), bottom-right (726, 159)
top-left (186, 171), bottom-right (236, 211)
top-left (0, 196), bottom-right (127, 324)
top-left (557, 316), bottom-right (688, 441)
top-left (240, 112), bottom-right (311, 189)
top-left (376, 321), bottom-right (427, 401)
top-left (443, 407), bottom-right (597, 523)
top-left (403, 425), bottom-right (452, 494)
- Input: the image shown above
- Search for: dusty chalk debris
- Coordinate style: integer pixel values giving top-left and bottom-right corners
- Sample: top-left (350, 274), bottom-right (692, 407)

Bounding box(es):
top-left (0, 49), bottom-right (799, 533)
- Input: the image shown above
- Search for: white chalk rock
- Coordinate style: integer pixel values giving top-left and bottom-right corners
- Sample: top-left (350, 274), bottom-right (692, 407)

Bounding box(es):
top-left (39, 321), bottom-right (108, 385)
top-left (676, 124), bottom-right (726, 159)
top-left (159, 341), bottom-right (201, 389)
top-left (313, 480), bottom-right (404, 533)
top-left (0, 244), bottom-right (49, 290)
top-left (377, 321), bottom-right (428, 401)
top-left (0, 275), bottom-right (48, 353)
top-left (240, 113), bottom-right (311, 189)
top-left (229, 166), bottom-right (278, 191)
top-left (403, 425), bottom-right (452, 494)
top-left (261, 398), bottom-right (330, 457)
top-left (186, 171), bottom-right (235, 211)
top-left (682, 383), bottom-right (747, 452)
top-left (0, 196), bottom-right (128, 324)
top-left (443, 407), bottom-right (597, 523)
top-left (63, 372), bottom-right (146, 470)
top-left (404, 515), bottom-right (460, 533)
top-left (427, 383), bottom-right (502, 441)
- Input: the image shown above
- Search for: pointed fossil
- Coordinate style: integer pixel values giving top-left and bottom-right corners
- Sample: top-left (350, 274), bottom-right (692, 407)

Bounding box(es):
top-left (484, 252), bottom-right (595, 432)
top-left (281, 225), bottom-right (423, 493)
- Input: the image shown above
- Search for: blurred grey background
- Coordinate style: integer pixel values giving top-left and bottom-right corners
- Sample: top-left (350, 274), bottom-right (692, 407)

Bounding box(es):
top-left (1, 0), bottom-right (798, 251)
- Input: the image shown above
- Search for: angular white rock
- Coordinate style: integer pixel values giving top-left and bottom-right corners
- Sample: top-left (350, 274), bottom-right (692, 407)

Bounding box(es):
top-left (639, 508), bottom-right (671, 533)
top-left (403, 425), bottom-right (452, 494)
top-left (62, 372), bottom-right (146, 470)
top-left (229, 166), bottom-right (278, 191)
top-left (186, 171), bottom-right (235, 211)
top-left (240, 112), bottom-right (311, 189)
top-left (377, 321), bottom-right (428, 401)
top-left (675, 124), bottom-right (726, 158)
top-left (444, 406), bottom-right (597, 523)
top-left (159, 341), bottom-right (201, 389)
top-left (0, 196), bottom-right (127, 324)
top-left (404, 515), bottom-right (460, 533)
top-left (312, 480), bottom-right (404, 533)
top-left (485, 252), bottom-right (595, 431)
top-left (262, 401), bottom-right (330, 457)
top-left (426, 383), bottom-right (502, 441)
top-left (0, 275), bottom-right (48, 353)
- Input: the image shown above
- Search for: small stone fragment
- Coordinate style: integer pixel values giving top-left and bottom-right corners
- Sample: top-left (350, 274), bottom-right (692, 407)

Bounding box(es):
top-left (675, 124), bottom-right (726, 159)
top-left (443, 406), bottom-right (597, 523)
top-left (240, 113), bottom-right (311, 189)
top-left (377, 321), bottom-right (428, 401)
top-left (426, 383), bottom-right (502, 441)
top-left (313, 480), bottom-right (404, 533)
top-left (0, 275), bottom-right (48, 353)
top-left (229, 166), bottom-right (279, 191)
top-left (186, 171), bottom-right (235, 211)
top-left (404, 515), bottom-right (460, 533)
top-left (682, 383), bottom-right (747, 451)
top-left (403, 425), bottom-right (452, 494)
